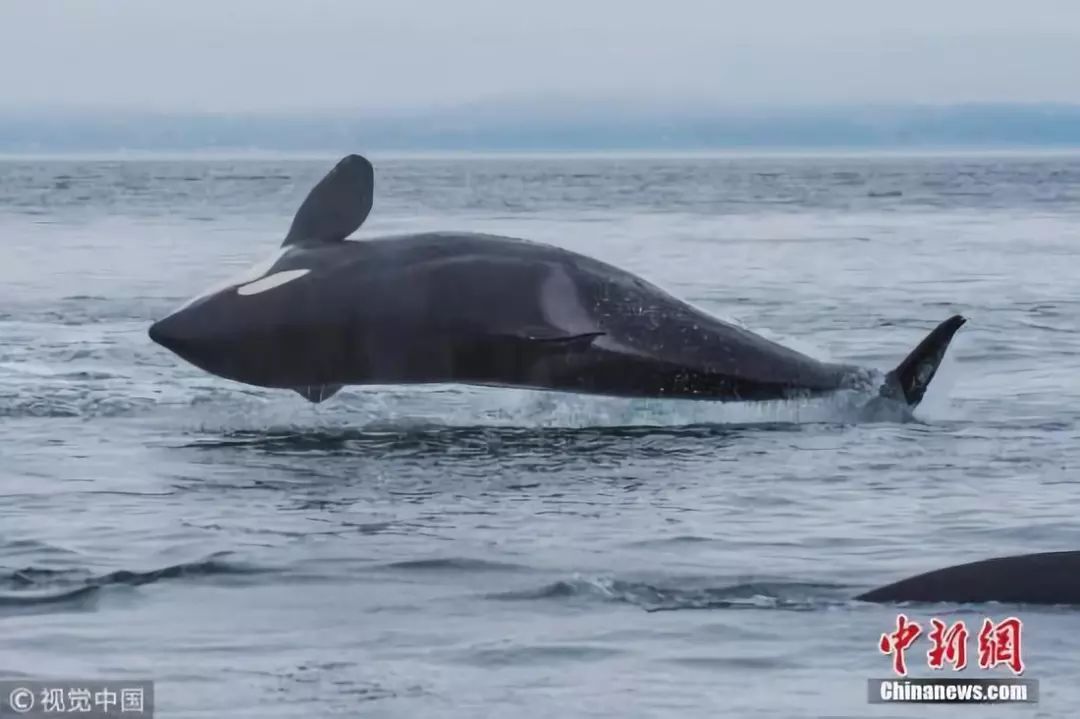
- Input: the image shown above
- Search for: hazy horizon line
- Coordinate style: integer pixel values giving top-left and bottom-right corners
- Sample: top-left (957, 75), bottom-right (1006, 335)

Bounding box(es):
top-left (4, 147), bottom-right (1080, 162)
top-left (4, 102), bottom-right (1080, 153)
top-left (4, 99), bottom-right (1080, 117)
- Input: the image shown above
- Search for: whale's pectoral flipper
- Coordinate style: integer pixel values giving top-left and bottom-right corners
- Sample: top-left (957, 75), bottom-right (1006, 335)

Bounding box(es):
top-left (458, 330), bottom-right (605, 374)
top-left (493, 329), bottom-right (605, 356)
top-left (294, 384), bottom-right (343, 403)
top-left (284, 154), bottom-right (374, 247)
top-left (500, 329), bottom-right (607, 358)
top-left (519, 328), bottom-right (605, 348)
top-left (880, 314), bottom-right (966, 407)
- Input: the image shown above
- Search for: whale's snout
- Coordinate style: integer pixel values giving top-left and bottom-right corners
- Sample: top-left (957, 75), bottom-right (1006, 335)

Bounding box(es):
top-left (148, 304), bottom-right (221, 372)
top-left (148, 310), bottom-right (195, 358)
top-left (148, 315), bottom-right (174, 350)
top-left (148, 290), bottom-right (331, 389)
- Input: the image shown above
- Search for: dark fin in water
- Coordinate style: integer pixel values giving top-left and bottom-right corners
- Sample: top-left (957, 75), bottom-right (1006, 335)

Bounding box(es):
top-left (855, 550), bottom-right (1080, 605)
top-left (283, 154), bottom-right (374, 247)
top-left (880, 314), bottom-right (966, 407)
top-left (293, 384), bottom-right (343, 403)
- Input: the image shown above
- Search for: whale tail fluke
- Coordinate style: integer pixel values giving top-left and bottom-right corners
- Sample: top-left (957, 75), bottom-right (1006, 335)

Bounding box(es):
top-left (880, 314), bottom-right (966, 407)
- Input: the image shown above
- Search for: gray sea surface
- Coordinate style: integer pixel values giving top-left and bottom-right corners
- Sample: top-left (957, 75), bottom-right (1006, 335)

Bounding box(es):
top-left (1, 153), bottom-right (1078, 718)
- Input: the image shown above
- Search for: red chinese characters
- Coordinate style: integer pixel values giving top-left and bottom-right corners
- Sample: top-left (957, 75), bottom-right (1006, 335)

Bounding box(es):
top-left (978, 617), bottom-right (1025, 675)
top-left (878, 615), bottom-right (1025, 676)
top-left (878, 613), bottom-right (922, 676)
top-left (926, 618), bottom-right (969, 670)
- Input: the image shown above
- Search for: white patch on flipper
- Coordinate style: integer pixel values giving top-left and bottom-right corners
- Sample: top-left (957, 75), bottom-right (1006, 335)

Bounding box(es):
top-left (172, 247), bottom-right (291, 312)
top-left (237, 269), bottom-right (311, 296)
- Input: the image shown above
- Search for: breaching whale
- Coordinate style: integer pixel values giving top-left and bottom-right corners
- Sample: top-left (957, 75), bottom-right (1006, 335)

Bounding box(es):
top-left (149, 154), bottom-right (966, 405)
top-left (857, 551), bottom-right (1080, 605)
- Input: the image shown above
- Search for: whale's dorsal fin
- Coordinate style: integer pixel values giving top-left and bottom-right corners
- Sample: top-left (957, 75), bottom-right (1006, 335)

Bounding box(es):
top-left (283, 154), bottom-right (374, 247)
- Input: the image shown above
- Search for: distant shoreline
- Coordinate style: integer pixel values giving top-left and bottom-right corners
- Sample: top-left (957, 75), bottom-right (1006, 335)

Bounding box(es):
top-left (3, 146), bottom-right (1080, 162)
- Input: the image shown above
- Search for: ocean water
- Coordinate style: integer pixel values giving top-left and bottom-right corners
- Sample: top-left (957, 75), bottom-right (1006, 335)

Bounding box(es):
top-left (1, 152), bottom-right (1078, 718)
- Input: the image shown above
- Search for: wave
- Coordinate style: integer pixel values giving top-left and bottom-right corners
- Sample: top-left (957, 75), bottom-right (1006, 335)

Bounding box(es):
top-left (487, 575), bottom-right (852, 612)
top-left (0, 354), bottom-right (934, 427)
top-left (177, 384), bottom-right (917, 435)
top-left (0, 552), bottom-right (267, 612)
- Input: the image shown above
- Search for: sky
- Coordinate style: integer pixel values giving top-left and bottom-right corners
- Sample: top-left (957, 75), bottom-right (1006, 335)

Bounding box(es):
top-left (3, 0), bottom-right (1080, 113)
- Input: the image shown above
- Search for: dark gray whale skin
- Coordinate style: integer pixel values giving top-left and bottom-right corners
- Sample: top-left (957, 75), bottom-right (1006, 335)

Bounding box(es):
top-left (857, 551), bottom-right (1080, 606)
top-left (149, 155), bottom-right (965, 405)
